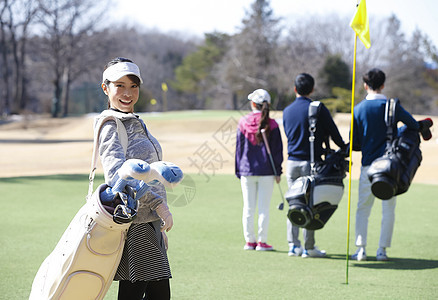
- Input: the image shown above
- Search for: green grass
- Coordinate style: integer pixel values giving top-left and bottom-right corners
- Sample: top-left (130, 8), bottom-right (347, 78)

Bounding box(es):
top-left (1, 174), bottom-right (437, 299)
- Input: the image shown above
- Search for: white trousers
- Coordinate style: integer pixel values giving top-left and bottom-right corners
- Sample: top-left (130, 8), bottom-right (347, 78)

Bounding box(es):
top-left (355, 166), bottom-right (396, 248)
top-left (240, 175), bottom-right (275, 243)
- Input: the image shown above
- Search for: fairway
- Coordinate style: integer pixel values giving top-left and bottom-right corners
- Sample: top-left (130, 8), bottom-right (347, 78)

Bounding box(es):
top-left (0, 174), bottom-right (437, 299)
top-left (1, 110), bottom-right (437, 299)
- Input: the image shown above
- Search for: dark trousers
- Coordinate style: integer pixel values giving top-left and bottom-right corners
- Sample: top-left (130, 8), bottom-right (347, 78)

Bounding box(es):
top-left (117, 279), bottom-right (171, 300)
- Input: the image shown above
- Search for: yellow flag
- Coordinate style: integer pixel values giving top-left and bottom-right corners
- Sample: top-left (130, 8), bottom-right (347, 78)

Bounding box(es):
top-left (350, 0), bottom-right (371, 48)
top-left (161, 82), bottom-right (168, 92)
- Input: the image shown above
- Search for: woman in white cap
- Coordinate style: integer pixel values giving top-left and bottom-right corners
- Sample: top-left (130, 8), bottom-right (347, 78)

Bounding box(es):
top-left (235, 89), bottom-right (283, 251)
top-left (97, 57), bottom-right (172, 299)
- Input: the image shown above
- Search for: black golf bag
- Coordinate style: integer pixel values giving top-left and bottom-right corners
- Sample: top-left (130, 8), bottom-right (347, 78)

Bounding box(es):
top-left (286, 101), bottom-right (349, 230)
top-left (367, 98), bottom-right (423, 200)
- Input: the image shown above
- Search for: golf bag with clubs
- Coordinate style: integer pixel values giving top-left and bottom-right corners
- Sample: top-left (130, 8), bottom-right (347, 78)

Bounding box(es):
top-left (286, 101), bottom-right (349, 230)
top-left (367, 98), bottom-right (432, 200)
top-left (29, 114), bottom-right (183, 300)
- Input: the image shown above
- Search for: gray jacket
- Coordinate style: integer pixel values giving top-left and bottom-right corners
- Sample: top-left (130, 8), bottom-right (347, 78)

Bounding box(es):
top-left (95, 109), bottom-right (166, 224)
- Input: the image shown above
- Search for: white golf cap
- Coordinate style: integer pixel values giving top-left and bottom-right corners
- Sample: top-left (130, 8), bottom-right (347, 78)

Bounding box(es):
top-left (248, 89), bottom-right (271, 104)
top-left (102, 62), bottom-right (143, 84)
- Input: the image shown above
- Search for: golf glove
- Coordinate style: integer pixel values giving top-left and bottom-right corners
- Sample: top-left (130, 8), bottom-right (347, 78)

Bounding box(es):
top-left (156, 202), bottom-right (173, 232)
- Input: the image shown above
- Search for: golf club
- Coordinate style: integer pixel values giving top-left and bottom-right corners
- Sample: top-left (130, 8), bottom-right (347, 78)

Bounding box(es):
top-left (260, 129), bottom-right (286, 210)
top-left (100, 159), bottom-right (184, 223)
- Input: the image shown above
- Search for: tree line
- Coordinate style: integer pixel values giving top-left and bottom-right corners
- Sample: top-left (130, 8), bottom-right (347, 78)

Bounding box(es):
top-left (1, 0), bottom-right (438, 118)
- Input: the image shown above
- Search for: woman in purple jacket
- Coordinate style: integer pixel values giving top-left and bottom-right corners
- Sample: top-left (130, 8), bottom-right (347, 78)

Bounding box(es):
top-left (235, 89), bottom-right (283, 251)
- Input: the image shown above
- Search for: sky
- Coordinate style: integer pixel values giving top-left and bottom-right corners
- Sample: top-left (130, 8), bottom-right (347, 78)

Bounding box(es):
top-left (109, 0), bottom-right (438, 47)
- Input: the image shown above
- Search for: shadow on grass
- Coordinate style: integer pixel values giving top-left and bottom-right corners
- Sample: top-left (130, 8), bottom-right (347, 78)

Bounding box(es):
top-left (0, 174), bottom-right (103, 183)
top-left (327, 254), bottom-right (438, 270)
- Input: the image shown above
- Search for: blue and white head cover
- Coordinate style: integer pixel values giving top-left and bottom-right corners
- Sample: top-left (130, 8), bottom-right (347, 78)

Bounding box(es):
top-left (102, 62), bottom-right (143, 84)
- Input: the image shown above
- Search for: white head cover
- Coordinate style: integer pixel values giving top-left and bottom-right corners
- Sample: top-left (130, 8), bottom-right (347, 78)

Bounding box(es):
top-left (102, 62), bottom-right (143, 84)
top-left (248, 89), bottom-right (271, 104)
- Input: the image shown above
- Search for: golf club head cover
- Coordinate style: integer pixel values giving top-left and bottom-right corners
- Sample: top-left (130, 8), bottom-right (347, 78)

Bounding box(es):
top-left (117, 159), bottom-right (151, 180)
top-left (155, 202), bottom-right (173, 232)
top-left (117, 159), bottom-right (183, 189)
top-left (418, 118), bottom-right (433, 141)
top-left (141, 161), bottom-right (184, 189)
top-left (101, 159), bottom-right (150, 203)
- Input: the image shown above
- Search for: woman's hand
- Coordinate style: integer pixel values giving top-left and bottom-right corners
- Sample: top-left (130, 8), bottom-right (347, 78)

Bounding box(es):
top-left (155, 203), bottom-right (173, 232)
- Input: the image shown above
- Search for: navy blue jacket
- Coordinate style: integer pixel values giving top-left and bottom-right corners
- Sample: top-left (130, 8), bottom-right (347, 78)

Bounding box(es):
top-left (352, 96), bottom-right (419, 166)
top-left (235, 111), bottom-right (283, 178)
top-left (283, 97), bottom-right (345, 161)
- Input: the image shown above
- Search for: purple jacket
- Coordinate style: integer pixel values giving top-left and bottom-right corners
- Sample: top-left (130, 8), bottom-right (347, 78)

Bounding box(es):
top-left (235, 111), bottom-right (283, 178)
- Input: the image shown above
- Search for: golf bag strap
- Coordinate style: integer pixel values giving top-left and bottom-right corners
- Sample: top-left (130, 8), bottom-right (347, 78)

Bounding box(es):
top-left (384, 98), bottom-right (398, 146)
top-left (87, 115), bottom-right (128, 199)
top-left (308, 101), bottom-right (321, 175)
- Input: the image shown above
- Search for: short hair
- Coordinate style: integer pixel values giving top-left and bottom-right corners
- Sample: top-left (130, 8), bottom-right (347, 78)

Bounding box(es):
top-left (363, 68), bottom-right (386, 90)
top-left (294, 73), bottom-right (314, 96)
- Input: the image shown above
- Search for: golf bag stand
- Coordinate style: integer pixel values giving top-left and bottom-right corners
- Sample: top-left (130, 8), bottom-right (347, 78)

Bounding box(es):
top-left (286, 101), bottom-right (347, 230)
top-left (367, 98), bottom-right (423, 200)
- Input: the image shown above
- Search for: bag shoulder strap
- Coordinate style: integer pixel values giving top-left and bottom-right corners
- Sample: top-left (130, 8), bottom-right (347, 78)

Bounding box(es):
top-left (384, 98), bottom-right (398, 144)
top-left (308, 101), bottom-right (321, 129)
top-left (308, 101), bottom-right (321, 174)
top-left (87, 115), bottom-right (128, 199)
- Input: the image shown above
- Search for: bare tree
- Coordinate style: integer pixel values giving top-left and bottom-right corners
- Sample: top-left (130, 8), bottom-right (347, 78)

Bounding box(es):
top-left (223, 0), bottom-right (282, 108)
top-left (36, 0), bottom-right (108, 117)
top-left (0, 0), bottom-right (38, 115)
top-left (0, 0), bottom-right (11, 116)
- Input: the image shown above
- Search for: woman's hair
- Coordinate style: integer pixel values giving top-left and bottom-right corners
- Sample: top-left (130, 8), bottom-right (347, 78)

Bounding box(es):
top-left (255, 101), bottom-right (271, 143)
top-left (103, 57), bottom-right (141, 109)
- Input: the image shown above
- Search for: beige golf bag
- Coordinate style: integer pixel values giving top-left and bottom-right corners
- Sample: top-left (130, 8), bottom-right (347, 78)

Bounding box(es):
top-left (30, 114), bottom-right (131, 300)
top-left (29, 183), bottom-right (130, 300)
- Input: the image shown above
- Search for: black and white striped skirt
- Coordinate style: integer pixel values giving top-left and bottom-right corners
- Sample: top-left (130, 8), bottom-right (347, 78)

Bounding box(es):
top-left (114, 220), bottom-right (171, 282)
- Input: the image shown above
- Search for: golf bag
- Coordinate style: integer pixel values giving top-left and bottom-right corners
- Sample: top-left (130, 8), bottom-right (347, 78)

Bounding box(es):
top-left (29, 115), bottom-right (132, 300)
top-left (29, 184), bottom-right (133, 300)
top-left (286, 102), bottom-right (348, 230)
top-left (367, 98), bottom-right (423, 200)
top-left (30, 113), bottom-right (183, 300)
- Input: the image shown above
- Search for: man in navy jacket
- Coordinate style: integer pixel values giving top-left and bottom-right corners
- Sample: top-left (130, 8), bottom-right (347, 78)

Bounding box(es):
top-left (283, 73), bottom-right (346, 257)
top-left (351, 68), bottom-right (419, 261)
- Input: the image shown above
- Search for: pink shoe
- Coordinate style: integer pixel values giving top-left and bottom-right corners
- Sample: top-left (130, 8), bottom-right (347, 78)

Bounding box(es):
top-left (243, 242), bottom-right (257, 250)
top-left (256, 242), bottom-right (274, 251)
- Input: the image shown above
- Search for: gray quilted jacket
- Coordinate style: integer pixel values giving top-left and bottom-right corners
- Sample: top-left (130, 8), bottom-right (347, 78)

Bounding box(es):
top-left (94, 109), bottom-right (166, 224)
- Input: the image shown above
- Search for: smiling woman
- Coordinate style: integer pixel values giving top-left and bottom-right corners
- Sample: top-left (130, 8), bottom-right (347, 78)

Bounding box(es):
top-left (96, 57), bottom-right (174, 299)
top-left (101, 58), bottom-right (142, 113)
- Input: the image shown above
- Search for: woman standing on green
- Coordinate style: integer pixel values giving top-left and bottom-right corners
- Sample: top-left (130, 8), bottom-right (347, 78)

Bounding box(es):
top-left (98, 57), bottom-right (173, 299)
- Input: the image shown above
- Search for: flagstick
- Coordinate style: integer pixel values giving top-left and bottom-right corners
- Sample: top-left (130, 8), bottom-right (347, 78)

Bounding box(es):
top-left (346, 32), bottom-right (358, 285)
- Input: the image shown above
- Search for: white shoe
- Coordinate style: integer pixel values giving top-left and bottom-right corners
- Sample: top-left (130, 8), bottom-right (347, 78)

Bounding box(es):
top-left (288, 245), bottom-right (303, 256)
top-left (376, 247), bottom-right (389, 261)
top-left (351, 247), bottom-right (367, 261)
top-left (302, 246), bottom-right (326, 258)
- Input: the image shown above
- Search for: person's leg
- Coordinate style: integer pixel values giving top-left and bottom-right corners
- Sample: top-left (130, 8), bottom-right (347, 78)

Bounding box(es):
top-left (302, 229), bottom-right (326, 257)
top-left (144, 279), bottom-right (171, 300)
top-left (355, 166), bottom-right (375, 248)
top-left (378, 195), bottom-right (396, 256)
top-left (303, 229), bottom-right (315, 250)
top-left (118, 280), bottom-right (147, 300)
top-left (257, 175), bottom-right (275, 243)
top-left (286, 218), bottom-right (300, 247)
top-left (291, 161), bottom-right (314, 250)
top-left (241, 176), bottom-right (257, 244)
